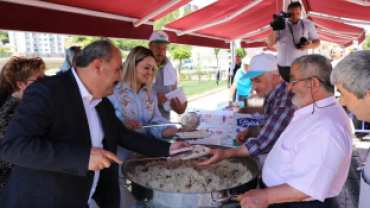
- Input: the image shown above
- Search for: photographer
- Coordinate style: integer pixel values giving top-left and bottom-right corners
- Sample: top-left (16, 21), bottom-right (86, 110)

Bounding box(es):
top-left (268, 2), bottom-right (320, 82)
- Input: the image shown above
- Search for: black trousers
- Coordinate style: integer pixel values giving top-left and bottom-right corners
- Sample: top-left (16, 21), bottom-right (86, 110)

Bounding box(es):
top-left (260, 178), bottom-right (339, 208)
top-left (278, 66), bottom-right (291, 82)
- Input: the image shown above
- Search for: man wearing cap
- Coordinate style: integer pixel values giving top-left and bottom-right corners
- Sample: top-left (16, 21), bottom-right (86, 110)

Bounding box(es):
top-left (228, 54), bottom-right (243, 102)
top-left (200, 54), bottom-right (294, 163)
top-left (148, 30), bottom-right (187, 120)
top-left (268, 2), bottom-right (320, 82)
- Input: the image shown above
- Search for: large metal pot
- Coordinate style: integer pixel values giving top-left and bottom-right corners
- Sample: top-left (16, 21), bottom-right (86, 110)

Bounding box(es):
top-left (120, 145), bottom-right (261, 208)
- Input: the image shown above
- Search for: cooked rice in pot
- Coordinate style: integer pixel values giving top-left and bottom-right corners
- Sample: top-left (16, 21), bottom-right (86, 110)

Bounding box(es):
top-left (128, 160), bottom-right (253, 193)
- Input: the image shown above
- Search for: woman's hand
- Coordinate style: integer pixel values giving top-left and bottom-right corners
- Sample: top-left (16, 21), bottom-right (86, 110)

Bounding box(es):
top-left (161, 127), bottom-right (179, 138)
top-left (170, 141), bottom-right (191, 153)
top-left (124, 119), bottom-right (141, 130)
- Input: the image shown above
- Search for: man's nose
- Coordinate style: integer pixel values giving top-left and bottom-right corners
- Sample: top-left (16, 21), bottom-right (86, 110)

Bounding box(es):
top-left (287, 83), bottom-right (293, 90)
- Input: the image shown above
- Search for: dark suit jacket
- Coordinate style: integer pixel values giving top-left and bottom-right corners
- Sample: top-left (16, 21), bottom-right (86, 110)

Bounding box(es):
top-left (0, 70), bottom-right (171, 208)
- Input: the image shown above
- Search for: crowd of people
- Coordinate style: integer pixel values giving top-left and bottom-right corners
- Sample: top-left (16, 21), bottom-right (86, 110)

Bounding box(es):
top-left (0, 1), bottom-right (368, 208)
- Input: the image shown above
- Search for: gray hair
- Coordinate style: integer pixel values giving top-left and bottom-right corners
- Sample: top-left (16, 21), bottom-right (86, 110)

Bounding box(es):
top-left (75, 40), bottom-right (115, 67)
top-left (292, 54), bottom-right (334, 93)
top-left (330, 51), bottom-right (370, 99)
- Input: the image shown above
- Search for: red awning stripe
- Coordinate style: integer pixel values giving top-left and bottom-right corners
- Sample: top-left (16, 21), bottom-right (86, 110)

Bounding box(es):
top-left (303, 0), bottom-right (370, 22)
top-left (166, 0), bottom-right (283, 40)
top-left (0, 1), bottom-right (154, 40)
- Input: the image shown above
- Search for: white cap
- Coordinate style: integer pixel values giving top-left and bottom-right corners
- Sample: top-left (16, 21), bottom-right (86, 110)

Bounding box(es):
top-left (149, 31), bottom-right (170, 44)
top-left (242, 54), bottom-right (278, 79)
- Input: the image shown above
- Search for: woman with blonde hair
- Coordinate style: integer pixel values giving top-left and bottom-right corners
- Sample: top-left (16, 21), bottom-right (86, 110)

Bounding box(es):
top-left (0, 56), bottom-right (45, 195)
top-left (108, 46), bottom-right (178, 142)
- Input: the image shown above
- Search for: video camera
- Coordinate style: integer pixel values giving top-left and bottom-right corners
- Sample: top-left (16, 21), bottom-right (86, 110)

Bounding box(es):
top-left (270, 11), bottom-right (292, 31)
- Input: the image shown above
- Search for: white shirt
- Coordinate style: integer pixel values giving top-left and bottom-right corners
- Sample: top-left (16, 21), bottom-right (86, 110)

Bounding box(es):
top-left (71, 68), bottom-right (104, 204)
top-left (262, 96), bottom-right (352, 201)
top-left (276, 19), bottom-right (320, 66)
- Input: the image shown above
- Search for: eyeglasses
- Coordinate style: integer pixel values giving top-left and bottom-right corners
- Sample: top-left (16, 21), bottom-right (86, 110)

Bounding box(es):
top-left (289, 76), bottom-right (326, 87)
top-left (289, 77), bottom-right (311, 86)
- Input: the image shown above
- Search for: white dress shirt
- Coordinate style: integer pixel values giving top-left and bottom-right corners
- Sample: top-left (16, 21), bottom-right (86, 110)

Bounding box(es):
top-left (262, 96), bottom-right (352, 201)
top-left (71, 68), bottom-right (104, 204)
top-left (276, 19), bottom-right (320, 66)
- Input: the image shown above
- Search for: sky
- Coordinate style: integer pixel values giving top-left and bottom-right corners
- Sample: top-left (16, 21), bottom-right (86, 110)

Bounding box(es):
top-left (190, 0), bottom-right (217, 9)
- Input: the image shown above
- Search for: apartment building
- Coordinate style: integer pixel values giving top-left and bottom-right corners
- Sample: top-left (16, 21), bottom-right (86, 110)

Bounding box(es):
top-left (9, 31), bottom-right (64, 57)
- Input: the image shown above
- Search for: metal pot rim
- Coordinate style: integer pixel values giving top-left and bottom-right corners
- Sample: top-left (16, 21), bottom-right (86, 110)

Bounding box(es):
top-left (121, 152), bottom-right (261, 194)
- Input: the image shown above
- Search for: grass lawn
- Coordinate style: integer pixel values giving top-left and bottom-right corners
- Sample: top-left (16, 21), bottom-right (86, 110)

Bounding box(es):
top-left (180, 80), bottom-right (226, 98)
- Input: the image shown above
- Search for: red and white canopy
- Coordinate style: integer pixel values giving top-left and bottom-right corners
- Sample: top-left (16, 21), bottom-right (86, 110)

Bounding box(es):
top-left (0, 0), bottom-right (369, 49)
top-left (165, 0), bottom-right (369, 49)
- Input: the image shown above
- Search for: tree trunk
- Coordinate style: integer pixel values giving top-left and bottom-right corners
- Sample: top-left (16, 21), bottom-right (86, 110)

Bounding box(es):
top-left (215, 56), bottom-right (220, 85)
top-left (177, 59), bottom-right (182, 87)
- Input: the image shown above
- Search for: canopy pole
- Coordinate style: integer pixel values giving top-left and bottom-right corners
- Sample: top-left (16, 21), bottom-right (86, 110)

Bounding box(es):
top-left (231, 41), bottom-right (235, 66)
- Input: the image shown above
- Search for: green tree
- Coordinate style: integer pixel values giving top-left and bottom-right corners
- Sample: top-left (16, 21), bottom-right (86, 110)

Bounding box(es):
top-left (235, 48), bottom-right (247, 58)
top-left (72, 36), bottom-right (87, 43)
top-left (154, 9), bottom-right (180, 30)
top-left (0, 31), bottom-right (9, 44)
top-left (0, 47), bottom-right (12, 57)
top-left (171, 48), bottom-right (192, 86)
top-left (362, 35), bottom-right (370, 50)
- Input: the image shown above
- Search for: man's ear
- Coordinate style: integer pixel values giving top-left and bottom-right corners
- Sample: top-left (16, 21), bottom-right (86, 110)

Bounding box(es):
top-left (91, 59), bottom-right (103, 75)
top-left (311, 77), bottom-right (320, 93)
top-left (16, 81), bottom-right (26, 91)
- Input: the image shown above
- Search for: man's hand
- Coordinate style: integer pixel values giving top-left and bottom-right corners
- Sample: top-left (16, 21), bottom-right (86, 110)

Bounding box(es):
top-left (236, 129), bottom-right (250, 145)
top-left (157, 93), bottom-right (168, 105)
top-left (88, 147), bottom-right (122, 171)
top-left (170, 97), bottom-right (187, 114)
top-left (236, 126), bottom-right (261, 145)
top-left (197, 149), bottom-right (229, 165)
top-left (299, 40), bottom-right (312, 51)
top-left (227, 84), bottom-right (231, 88)
top-left (170, 141), bottom-right (191, 153)
top-left (124, 119), bottom-right (141, 130)
top-left (239, 189), bottom-right (270, 208)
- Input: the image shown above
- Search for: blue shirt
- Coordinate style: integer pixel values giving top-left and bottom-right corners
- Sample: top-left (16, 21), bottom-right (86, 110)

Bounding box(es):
top-left (234, 69), bottom-right (252, 96)
top-left (108, 82), bottom-right (174, 141)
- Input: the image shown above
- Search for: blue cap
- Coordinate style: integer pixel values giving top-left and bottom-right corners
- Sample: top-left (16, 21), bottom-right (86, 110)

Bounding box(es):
top-left (242, 54), bottom-right (278, 79)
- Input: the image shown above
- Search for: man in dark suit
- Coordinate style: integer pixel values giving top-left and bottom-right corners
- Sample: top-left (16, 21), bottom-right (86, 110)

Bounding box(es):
top-left (0, 40), bottom-right (189, 208)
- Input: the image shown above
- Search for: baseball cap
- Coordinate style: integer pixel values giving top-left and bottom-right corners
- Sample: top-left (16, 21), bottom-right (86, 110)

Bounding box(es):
top-left (242, 54), bottom-right (278, 79)
top-left (149, 30), bottom-right (170, 44)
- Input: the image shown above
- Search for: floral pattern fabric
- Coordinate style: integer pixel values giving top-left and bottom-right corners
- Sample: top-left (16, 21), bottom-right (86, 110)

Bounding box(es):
top-left (108, 82), bottom-right (174, 141)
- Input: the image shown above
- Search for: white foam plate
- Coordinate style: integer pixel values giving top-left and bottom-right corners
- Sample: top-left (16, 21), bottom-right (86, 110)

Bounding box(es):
top-left (181, 146), bottom-right (210, 160)
top-left (176, 132), bottom-right (212, 139)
